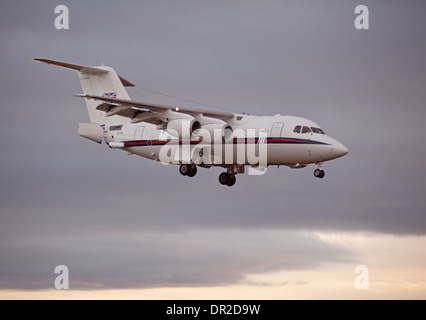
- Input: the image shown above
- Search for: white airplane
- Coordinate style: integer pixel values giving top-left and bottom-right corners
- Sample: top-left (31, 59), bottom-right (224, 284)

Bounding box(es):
top-left (32, 58), bottom-right (348, 186)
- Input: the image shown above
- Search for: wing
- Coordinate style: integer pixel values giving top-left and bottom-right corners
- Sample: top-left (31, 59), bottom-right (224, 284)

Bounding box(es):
top-left (74, 94), bottom-right (235, 125)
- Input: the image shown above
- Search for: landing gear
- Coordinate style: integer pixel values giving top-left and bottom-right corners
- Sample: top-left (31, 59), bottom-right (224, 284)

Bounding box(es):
top-left (314, 169), bottom-right (325, 178)
top-left (187, 166), bottom-right (197, 177)
top-left (179, 164), bottom-right (197, 177)
top-left (313, 163), bottom-right (325, 179)
top-left (218, 172), bottom-right (228, 185)
top-left (180, 164), bottom-right (240, 186)
top-left (218, 165), bottom-right (243, 187)
top-left (219, 172), bottom-right (236, 187)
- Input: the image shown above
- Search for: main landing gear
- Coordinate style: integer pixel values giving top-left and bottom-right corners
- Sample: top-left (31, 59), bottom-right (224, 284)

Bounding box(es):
top-left (313, 163), bottom-right (325, 179)
top-left (218, 165), bottom-right (244, 187)
top-left (179, 164), bottom-right (238, 186)
top-left (179, 164), bottom-right (197, 177)
top-left (180, 164), bottom-right (241, 186)
top-left (218, 172), bottom-right (236, 187)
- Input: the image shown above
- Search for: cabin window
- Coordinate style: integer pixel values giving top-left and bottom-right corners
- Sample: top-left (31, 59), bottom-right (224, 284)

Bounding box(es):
top-left (301, 126), bottom-right (312, 134)
top-left (311, 127), bottom-right (325, 134)
top-left (293, 125), bottom-right (301, 133)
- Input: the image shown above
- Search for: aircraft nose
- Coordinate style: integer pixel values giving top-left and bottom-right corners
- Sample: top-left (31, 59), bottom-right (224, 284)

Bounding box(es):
top-left (332, 141), bottom-right (349, 158)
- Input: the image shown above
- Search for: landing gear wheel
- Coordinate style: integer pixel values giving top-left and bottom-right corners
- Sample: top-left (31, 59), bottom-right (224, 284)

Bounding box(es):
top-left (314, 169), bottom-right (325, 179)
top-left (226, 175), bottom-right (236, 187)
top-left (187, 166), bottom-right (197, 177)
top-left (219, 172), bottom-right (236, 186)
top-left (179, 164), bottom-right (191, 176)
top-left (219, 172), bottom-right (229, 185)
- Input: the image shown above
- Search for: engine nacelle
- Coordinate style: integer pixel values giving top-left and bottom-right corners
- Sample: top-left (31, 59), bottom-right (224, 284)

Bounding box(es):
top-left (193, 123), bottom-right (233, 143)
top-left (166, 118), bottom-right (201, 139)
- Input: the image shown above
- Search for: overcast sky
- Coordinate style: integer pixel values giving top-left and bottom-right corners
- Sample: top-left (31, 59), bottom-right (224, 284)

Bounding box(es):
top-left (1, 0), bottom-right (426, 299)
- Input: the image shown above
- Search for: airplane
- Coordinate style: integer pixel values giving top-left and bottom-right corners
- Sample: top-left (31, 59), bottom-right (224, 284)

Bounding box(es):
top-left (32, 58), bottom-right (349, 186)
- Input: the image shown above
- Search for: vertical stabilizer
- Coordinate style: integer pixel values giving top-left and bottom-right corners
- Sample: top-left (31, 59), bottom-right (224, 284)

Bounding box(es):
top-left (32, 58), bottom-right (134, 126)
top-left (77, 66), bottom-right (132, 125)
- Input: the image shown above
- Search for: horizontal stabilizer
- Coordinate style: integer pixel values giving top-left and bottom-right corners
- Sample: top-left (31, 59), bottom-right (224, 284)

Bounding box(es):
top-left (31, 58), bottom-right (135, 87)
top-left (32, 58), bottom-right (108, 74)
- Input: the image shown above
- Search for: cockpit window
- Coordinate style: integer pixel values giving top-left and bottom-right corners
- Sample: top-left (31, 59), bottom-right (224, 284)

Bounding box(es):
top-left (294, 125), bottom-right (324, 134)
top-left (311, 127), bottom-right (325, 134)
top-left (293, 125), bottom-right (301, 133)
top-left (301, 126), bottom-right (312, 134)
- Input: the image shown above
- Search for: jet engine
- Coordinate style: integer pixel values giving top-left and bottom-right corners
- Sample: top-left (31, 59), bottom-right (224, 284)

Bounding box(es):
top-left (194, 123), bottom-right (233, 143)
top-left (166, 118), bottom-right (201, 139)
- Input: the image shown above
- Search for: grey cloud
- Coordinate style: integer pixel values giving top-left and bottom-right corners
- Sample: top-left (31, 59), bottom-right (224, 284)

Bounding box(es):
top-left (0, 230), bottom-right (351, 290)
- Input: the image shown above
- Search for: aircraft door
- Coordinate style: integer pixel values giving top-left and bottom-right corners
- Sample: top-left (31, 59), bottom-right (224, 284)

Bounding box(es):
top-left (134, 126), bottom-right (145, 141)
top-left (270, 122), bottom-right (284, 137)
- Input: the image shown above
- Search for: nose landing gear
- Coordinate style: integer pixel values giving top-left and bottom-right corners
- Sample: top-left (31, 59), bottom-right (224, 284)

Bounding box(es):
top-left (314, 163), bottom-right (325, 179)
top-left (314, 169), bottom-right (325, 178)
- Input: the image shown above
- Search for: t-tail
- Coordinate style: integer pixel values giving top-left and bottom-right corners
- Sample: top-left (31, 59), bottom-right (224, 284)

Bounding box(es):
top-left (32, 58), bottom-right (135, 143)
top-left (32, 57), bottom-right (134, 125)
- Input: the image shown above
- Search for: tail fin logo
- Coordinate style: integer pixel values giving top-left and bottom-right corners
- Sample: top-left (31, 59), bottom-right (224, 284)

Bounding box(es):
top-left (102, 93), bottom-right (117, 99)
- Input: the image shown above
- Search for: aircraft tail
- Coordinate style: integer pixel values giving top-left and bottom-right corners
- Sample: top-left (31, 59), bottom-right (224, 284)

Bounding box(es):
top-left (32, 58), bottom-right (134, 126)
